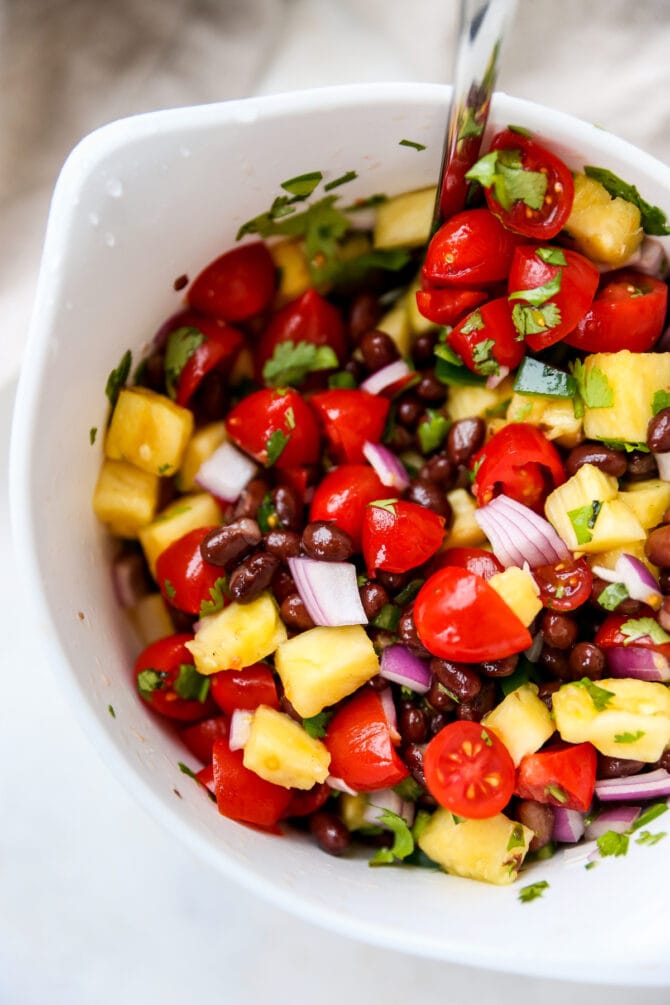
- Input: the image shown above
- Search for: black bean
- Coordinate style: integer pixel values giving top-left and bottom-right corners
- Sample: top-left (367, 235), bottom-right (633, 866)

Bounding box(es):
top-left (403, 743), bottom-right (428, 789)
top-left (658, 569), bottom-right (670, 594)
top-left (233, 478), bottom-right (270, 519)
top-left (537, 681), bottom-right (561, 710)
top-left (192, 370), bottom-right (226, 423)
top-left (398, 705), bottom-right (428, 745)
top-left (596, 754), bottom-right (646, 779)
top-left (428, 709), bottom-right (451, 735)
top-left (271, 484), bottom-right (303, 532)
top-left (302, 521), bottom-right (354, 561)
top-left (447, 417), bottom-right (485, 466)
top-left (359, 329), bottom-right (400, 372)
top-left (646, 525), bottom-right (670, 568)
top-left (416, 372), bottom-right (447, 404)
top-left (426, 679), bottom-right (457, 711)
top-left (396, 394), bottom-right (424, 429)
top-left (647, 407), bottom-right (670, 453)
top-left (140, 352), bottom-right (165, 391)
top-left (377, 570), bottom-right (411, 592)
top-left (568, 641), bottom-right (605, 681)
top-left (412, 331), bottom-right (438, 368)
top-left (405, 478), bottom-right (452, 520)
top-left (538, 644), bottom-right (571, 680)
top-left (385, 424), bottom-right (414, 452)
top-left (263, 529), bottom-right (301, 562)
top-left (627, 449), bottom-right (658, 481)
top-left (565, 442), bottom-right (627, 478)
top-left (431, 658), bottom-right (481, 701)
top-left (398, 607), bottom-right (432, 658)
top-left (419, 451), bottom-right (454, 488)
top-left (359, 581), bottom-right (390, 620)
top-left (516, 800), bottom-right (555, 852)
top-left (456, 680), bottom-right (496, 721)
top-left (344, 357), bottom-right (365, 383)
top-left (200, 519), bottom-right (262, 568)
top-left (541, 610), bottom-right (578, 650)
top-left (309, 811), bottom-right (351, 856)
top-left (229, 552), bottom-right (280, 603)
top-left (280, 593), bottom-right (315, 631)
top-left (270, 567), bottom-right (296, 605)
top-left (348, 292), bottom-right (381, 342)
top-left (478, 655), bottom-right (518, 678)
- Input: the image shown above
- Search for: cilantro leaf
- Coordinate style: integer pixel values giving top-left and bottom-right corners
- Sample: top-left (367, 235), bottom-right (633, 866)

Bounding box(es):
top-left (370, 809), bottom-right (415, 865)
top-left (265, 429), bottom-right (291, 466)
top-left (573, 677), bottom-right (615, 712)
top-left (567, 500), bottom-right (602, 544)
top-left (583, 166), bottom-right (670, 235)
top-left (536, 247), bottom-right (567, 266)
top-left (399, 139), bottom-right (426, 151)
top-left (324, 170), bottom-right (357, 192)
top-left (466, 148), bottom-right (547, 212)
top-left (614, 730), bottom-right (645, 744)
top-left (507, 823), bottom-right (526, 851)
top-left (632, 802), bottom-right (668, 830)
top-left (652, 389), bottom-right (670, 415)
top-left (471, 338), bottom-right (499, 377)
top-left (518, 880), bottom-right (549, 903)
top-left (597, 582), bottom-right (629, 611)
top-left (105, 349), bottom-right (132, 410)
top-left (509, 271), bottom-right (562, 308)
top-left (89, 427), bottom-right (98, 445)
top-left (199, 577), bottom-right (229, 617)
top-left (177, 761), bottom-right (199, 780)
top-left (328, 371), bottom-right (357, 389)
top-left (262, 340), bottom-right (339, 387)
top-left (418, 409), bottom-right (450, 454)
top-left (369, 498), bottom-right (398, 514)
top-left (570, 359), bottom-right (614, 410)
top-left (460, 309), bottom-right (485, 335)
top-left (620, 617), bottom-right (670, 645)
top-left (511, 302), bottom-right (562, 338)
top-left (597, 829), bottom-right (630, 858)
top-left (163, 578), bottom-right (176, 600)
top-left (173, 663), bottom-right (211, 703)
top-left (256, 492), bottom-right (278, 533)
top-left (137, 668), bottom-right (167, 700)
top-left (280, 171), bottom-right (323, 198)
top-left (302, 710), bottom-right (333, 739)
top-left (164, 327), bottom-right (205, 399)
top-left (635, 830), bottom-right (667, 846)
top-left (545, 783), bottom-right (568, 804)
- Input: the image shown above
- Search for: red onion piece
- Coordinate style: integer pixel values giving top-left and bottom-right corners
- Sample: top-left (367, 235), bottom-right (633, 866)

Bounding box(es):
top-left (287, 557), bottom-right (368, 627)
top-left (584, 805), bottom-right (641, 841)
top-left (592, 553), bottom-right (662, 609)
top-left (228, 709), bottom-right (253, 751)
top-left (112, 552), bottom-right (151, 608)
top-left (363, 788), bottom-right (416, 827)
top-left (624, 238), bottom-right (667, 277)
top-left (327, 775), bottom-right (358, 796)
top-left (552, 807), bottom-right (585, 844)
top-left (562, 839), bottom-right (600, 867)
top-left (362, 441), bottom-right (410, 491)
top-left (654, 452), bottom-right (670, 482)
top-left (379, 687), bottom-right (401, 743)
top-left (474, 494), bottom-right (570, 569)
top-left (360, 359), bottom-right (412, 396)
top-left (605, 644), bottom-right (670, 682)
top-left (195, 440), bottom-right (258, 502)
top-left (485, 364), bottom-right (510, 390)
top-left (380, 644), bottom-right (432, 693)
top-left (595, 769), bottom-right (670, 802)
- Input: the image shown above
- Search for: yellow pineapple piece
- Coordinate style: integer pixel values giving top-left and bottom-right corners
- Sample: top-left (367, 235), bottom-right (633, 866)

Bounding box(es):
top-left (488, 567), bottom-right (542, 627)
top-left (243, 705), bottom-right (331, 789)
top-left (270, 239), bottom-right (312, 305)
top-left (619, 479), bottom-right (670, 531)
top-left (505, 393), bottom-right (583, 447)
top-left (581, 351), bottom-right (670, 444)
top-left (377, 300), bottom-right (411, 357)
top-left (175, 422), bottom-right (226, 493)
top-left (93, 458), bottom-right (160, 538)
top-left (127, 592), bottom-right (175, 646)
top-left (564, 173), bottom-right (643, 266)
top-left (443, 488), bottom-right (487, 548)
top-left (373, 186), bottom-right (436, 250)
top-left (447, 379), bottom-right (514, 421)
top-left (553, 677), bottom-right (670, 762)
top-left (544, 463), bottom-right (645, 554)
top-left (418, 809), bottom-right (533, 886)
top-left (139, 492), bottom-right (223, 575)
top-left (105, 386), bottom-right (194, 477)
top-left (275, 625), bottom-right (379, 718)
top-left (482, 684), bottom-right (554, 766)
top-left (186, 592), bottom-right (287, 675)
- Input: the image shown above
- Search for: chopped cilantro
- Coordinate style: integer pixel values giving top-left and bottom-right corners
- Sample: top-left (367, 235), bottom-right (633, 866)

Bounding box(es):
top-left (466, 148), bottom-right (548, 212)
top-left (411, 809), bottom-right (432, 843)
top-left (328, 370), bottom-right (357, 389)
top-left (485, 397), bottom-right (511, 419)
top-left (509, 271), bottom-right (562, 308)
top-left (507, 124), bottom-right (532, 138)
top-left (265, 428), bottom-right (291, 466)
top-left (324, 170), bottom-right (357, 192)
top-left (369, 499), bottom-right (398, 514)
top-left (372, 603), bottom-right (402, 632)
top-left (652, 389), bottom-right (670, 415)
top-left (536, 247), bottom-right (567, 266)
top-left (570, 359), bottom-right (614, 411)
top-left (257, 493), bottom-right (278, 533)
top-left (280, 171), bottom-right (323, 198)
top-left (137, 668), bottom-right (167, 700)
top-left (583, 166), bottom-right (670, 235)
top-left (174, 663), bottom-right (211, 703)
top-left (344, 193), bottom-right (388, 212)
top-left (614, 730), bottom-right (645, 744)
top-left (263, 340), bottom-right (338, 387)
top-left (302, 709), bottom-right (334, 739)
top-left (635, 830), bottom-right (667, 846)
top-left (164, 326), bottom-right (205, 399)
top-left (105, 349), bottom-right (132, 411)
top-left (545, 783), bottom-right (568, 804)
top-left (199, 577), bottom-right (229, 617)
top-left (511, 302), bottom-right (562, 339)
top-left (163, 578), bottom-right (176, 600)
top-left (597, 582), bottom-right (629, 611)
top-left (518, 880), bottom-right (549, 903)
top-left (417, 409), bottom-right (450, 454)
top-left (157, 463), bottom-right (172, 476)
top-left (460, 309), bottom-right (485, 335)
top-left (507, 823), bottom-right (526, 851)
top-left (177, 761), bottom-right (199, 781)
top-left (89, 426), bottom-right (98, 445)
top-left (434, 342), bottom-right (486, 386)
top-left (600, 439), bottom-right (649, 454)
top-left (399, 139), bottom-right (426, 151)
top-left (471, 339), bottom-right (499, 377)
top-left (573, 677), bottom-right (615, 712)
top-left (369, 809), bottom-right (415, 865)
top-left (567, 500), bottom-right (602, 545)
top-left (393, 777), bottom-right (424, 801)
top-left (597, 829), bottom-right (629, 858)
top-left (620, 617), bottom-right (670, 646)
top-left (393, 578), bottom-right (425, 606)
top-left (632, 802), bottom-right (668, 830)
top-left (108, 704), bottom-right (116, 718)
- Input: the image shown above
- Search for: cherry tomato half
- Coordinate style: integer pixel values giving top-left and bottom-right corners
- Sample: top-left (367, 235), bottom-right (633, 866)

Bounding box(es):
top-left (212, 737), bottom-right (292, 827)
top-left (515, 742), bottom-right (597, 812)
top-left (362, 499), bottom-right (446, 576)
top-left (423, 721), bottom-right (515, 819)
top-left (564, 270), bottom-right (668, 353)
top-left (595, 611), bottom-right (670, 660)
top-left (188, 241), bottom-right (276, 322)
top-left (210, 663), bottom-right (280, 715)
top-left (134, 633), bottom-right (215, 722)
top-left (423, 208), bottom-right (523, 288)
top-left (414, 567), bottom-right (532, 662)
top-left (324, 688), bottom-right (409, 792)
top-left (181, 715), bottom-right (229, 763)
top-left (309, 389), bottom-right (390, 465)
top-left (159, 310), bottom-right (244, 408)
top-left (429, 546), bottom-right (504, 581)
top-left (534, 557), bottom-right (593, 612)
top-left (255, 289), bottom-right (347, 383)
top-left (225, 388), bottom-right (321, 468)
top-left (448, 297), bottom-right (525, 377)
top-left (308, 464), bottom-right (387, 550)
top-left (471, 423), bottom-right (565, 513)
top-left (415, 286), bottom-right (488, 327)
top-left (155, 526), bottom-right (224, 616)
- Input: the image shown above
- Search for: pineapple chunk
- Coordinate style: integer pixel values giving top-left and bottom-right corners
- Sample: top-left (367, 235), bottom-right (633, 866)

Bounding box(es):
top-left (186, 592), bottom-right (287, 675)
top-left (564, 173), bottom-right (643, 266)
top-left (443, 488), bottom-right (487, 548)
top-left (270, 238), bottom-right (311, 305)
top-left (418, 809), bottom-right (533, 885)
top-left (105, 386), bottom-right (194, 476)
top-left (93, 458), bottom-right (160, 538)
top-left (139, 492), bottom-right (223, 575)
top-left (553, 677), bottom-right (670, 762)
top-left (373, 186), bottom-right (436, 250)
top-left (243, 705), bottom-right (331, 789)
top-left (377, 301), bottom-right (411, 357)
top-left (544, 463), bottom-right (645, 554)
top-left (127, 592), bottom-right (175, 646)
top-left (405, 277), bottom-right (439, 336)
top-left (619, 479), bottom-right (670, 530)
top-left (506, 393), bottom-right (583, 447)
top-left (482, 684), bottom-right (554, 766)
top-left (275, 625), bottom-right (379, 718)
top-left (488, 567), bottom-right (542, 627)
top-left (447, 379), bottom-right (514, 421)
top-left (176, 422), bottom-right (226, 493)
top-left (581, 351), bottom-right (670, 444)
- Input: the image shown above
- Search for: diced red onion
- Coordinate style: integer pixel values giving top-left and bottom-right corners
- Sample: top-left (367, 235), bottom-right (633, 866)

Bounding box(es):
top-left (195, 440), bottom-right (258, 503)
top-left (552, 807), bottom-right (585, 844)
top-left (360, 359), bottom-right (412, 396)
top-left (562, 839), bottom-right (600, 867)
top-left (380, 644), bottom-right (432, 694)
top-left (474, 494), bottom-right (570, 569)
top-left (363, 788), bottom-right (416, 828)
top-left (624, 238), bottom-right (667, 277)
top-left (287, 557), bottom-right (368, 627)
top-left (379, 687), bottom-right (401, 743)
top-left (228, 709), bottom-right (254, 751)
top-left (605, 644), bottom-right (670, 682)
top-left (362, 441), bottom-right (410, 491)
top-left (327, 775), bottom-right (358, 796)
top-left (584, 805), bottom-right (641, 841)
top-left (524, 630), bottom-right (544, 664)
top-left (595, 769), bottom-right (670, 802)
top-left (592, 553), bottom-right (662, 609)
top-left (654, 451), bottom-right (670, 482)
top-left (112, 552), bottom-right (151, 608)
top-left (485, 364), bottom-right (510, 390)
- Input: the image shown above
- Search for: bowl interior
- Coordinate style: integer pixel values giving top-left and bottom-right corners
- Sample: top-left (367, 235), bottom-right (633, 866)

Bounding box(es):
top-left (11, 82), bottom-right (670, 983)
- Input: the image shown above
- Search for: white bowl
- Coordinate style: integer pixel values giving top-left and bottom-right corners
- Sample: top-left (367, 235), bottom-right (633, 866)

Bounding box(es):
top-left (11, 82), bottom-right (670, 985)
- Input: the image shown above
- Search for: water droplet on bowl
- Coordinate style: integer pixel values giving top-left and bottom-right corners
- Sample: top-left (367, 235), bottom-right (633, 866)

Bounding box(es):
top-left (105, 178), bottom-right (123, 198)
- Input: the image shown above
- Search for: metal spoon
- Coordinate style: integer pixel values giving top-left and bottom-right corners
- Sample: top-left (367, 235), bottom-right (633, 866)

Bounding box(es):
top-left (432, 0), bottom-right (518, 231)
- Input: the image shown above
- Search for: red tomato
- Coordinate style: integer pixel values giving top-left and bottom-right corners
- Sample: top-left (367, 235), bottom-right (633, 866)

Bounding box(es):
top-left (135, 634), bottom-right (215, 722)
top-left (423, 208), bottom-right (523, 288)
top-left (188, 241), bottom-right (276, 322)
top-left (308, 464), bottom-right (387, 550)
top-left (210, 663), bottom-right (280, 715)
top-left (595, 612), bottom-right (670, 660)
top-left (507, 244), bottom-right (599, 351)
top-left (309, 389), bottom-right (390, 464)
top-left (211, 737), bottom-right (292, 827)
top-left (362, 499), bottom-right (446, 575)
top-left (515, 742), bottom-right (597, 812)
top-left (155, 526), bottom-right (224, 615)
top-left (448, 297), bottom-right (525, 376)
top-left (324, 688), bottom-right (409, 791)
top-left (485, 129), bottom-right (575, 239)
top-left (225, 388), bottom-right (321, 468)
top-left (430, 546), bottom-right (504, 581)
top-left (471, 423), bottom-right (565, 513)
top-left (160, 310), bottom-right (244, 407)
top-left (414, 567), bottom-right (532, 662)
top-left (534, 557), bottom-right (593, 612)
top-left (196, 763), bottom-right (215, 794)
top-left (181, 716), bottom-right (229, 763)
top-left (255, 289), bottom-right (347, 382)
top-left (423, 721), bottom-right (515, 818)
top-left (415, 286), bottom-right (488, 327)
top-left (282, 783), bottom-right (331, 818)
top-left (564, 270), bottom-right (668, 353)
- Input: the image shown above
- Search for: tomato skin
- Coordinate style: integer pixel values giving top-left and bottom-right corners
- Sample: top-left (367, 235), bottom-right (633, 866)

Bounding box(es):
top-left (423, 208), bottom-right (524, 289)
top-left (225, 387), bottom-right (321, 468)
top-left (595, 611), bottom-right (670, 660)
top-left (181, 716), bottom-right (229, 763)
top-left (423, 721), bottom-right (516, 818)
top-left (309, 389), bottom-right (390, 464)
top-left (471, 422), bottom-right (565, 513)
top-left (362, 499), bottom-right (446, 575)
top-left (155, 526), bottom-right (224, 615)
top-left (254, 289), bottom-right (347, 381)
top-left (449, 296), bottom-right (525, 375)
top-left (534, 557), bottom-right (593, 612)
top-left (324, 688), bottom-right (409, 791)
top-left (159, 309), bottom-right (244, 407)
top-left (515, 742), bottom-right (597, 812)
top-left (564, 270), bottom-right (668, 353)
top-left (188, 241), bottom-right (276, 322)
top-left (308, 464), bottom-right (387, 550)
top-left (508, 245), bottom-right (599, 351)
top-left (211, 737), bottom-right (292, 827)
top-left (414, 567), bottom-right (532, 662)
top-left (486, 129), bottom-right (575, 240)
top-left (430, 546), bottom-right (504, 581)
top-left (415, 286), bottom-right (488, 327)
top-left (210, 663), bottom-right (280, 715)
top-left (135, 633), bottom-right (215, 721)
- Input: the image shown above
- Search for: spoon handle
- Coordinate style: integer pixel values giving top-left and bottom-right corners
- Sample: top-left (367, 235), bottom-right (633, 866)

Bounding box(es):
top-left (433, 0), bottom-right (517, 231)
